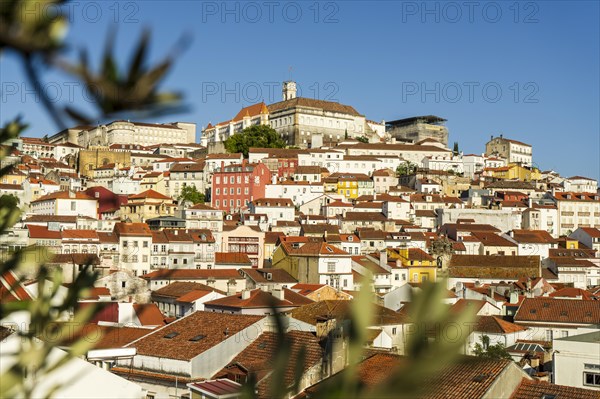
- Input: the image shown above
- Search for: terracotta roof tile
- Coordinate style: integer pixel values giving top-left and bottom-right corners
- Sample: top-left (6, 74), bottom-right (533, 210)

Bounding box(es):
top-left (474, 316), bottom-right (527, 334)
top-left (142, 269), bottom-right (241, 280)
top-left (215, 252), bottom-right (252, 265)
top-left (515, 298), bottom-right (600, 324)
top-left (449, 255), bottom-right (540, 279)
top-left (152, 282), bottom-right (224, 299)
top-left (126, 312), bottom-right (264, 360)
top-left (511, 379), bottom-right (599, 399)
top-left (133, 303), bottom-right (167, 326)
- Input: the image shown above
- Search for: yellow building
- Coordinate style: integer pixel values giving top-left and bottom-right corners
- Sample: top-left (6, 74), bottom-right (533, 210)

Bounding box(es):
top-left (120, 189), bottom-right (176, 223)
top-left (387, 247), bottom-right (437, 283)
top-left (2, 168), bottom-right (26, 185)
top-left (78, 147), bottom-right (131, 178)
top-left (485, 164), bottom-right (541, 182)
top-left (324, 173), bottom-right (374, 200)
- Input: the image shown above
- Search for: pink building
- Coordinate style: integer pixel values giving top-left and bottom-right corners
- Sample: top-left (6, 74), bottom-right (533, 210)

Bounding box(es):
top-left (211, 160), bottom-right (271, 213)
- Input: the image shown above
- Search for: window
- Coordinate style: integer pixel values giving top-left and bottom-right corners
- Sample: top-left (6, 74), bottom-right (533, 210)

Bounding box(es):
top-left (546, 330), bottom-right (553, 341)
top-left (327, 262), bottom-right (336, 273)
top-left (561, 330), bottom-right (568, 338)
top-left (392, 327), bottom-right (397, 335)
top-left (121, 281), bottom-right (126, 288)
top-left (142, 255), bottom-right (148, 262)
top-left (123, 240), bottom-right (128, 248)
top-left (584, 372), bottom-right (600, 387)
top-left (143, 241), bottom-right (149, 248)
top-left (70, 201), bottom-right (76, 211)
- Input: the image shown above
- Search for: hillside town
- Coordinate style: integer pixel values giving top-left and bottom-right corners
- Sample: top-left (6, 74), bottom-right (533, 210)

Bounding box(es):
top-left (1, 82), bottom-right (599, 399)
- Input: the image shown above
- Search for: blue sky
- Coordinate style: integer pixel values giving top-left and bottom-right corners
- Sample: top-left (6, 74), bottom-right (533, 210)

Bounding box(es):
top-left (1, 1), bottom-right (599, 179)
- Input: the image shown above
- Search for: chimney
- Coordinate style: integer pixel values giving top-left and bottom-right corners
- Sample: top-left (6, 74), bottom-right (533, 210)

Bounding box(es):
top-left (241, 289), bottom-right (251, 300)
top-left (488, 286), bottom-right (494, 298)
top-left (227, 279), bottom-right (237, 296)
top-left (220, 161), bottom-right (225, 171)
top-left (380, 250), bottom-right (388, 267)
top-left (242, 159), bottom-right (247, 168)
top-left (272, 288), bottom-right (285, 301)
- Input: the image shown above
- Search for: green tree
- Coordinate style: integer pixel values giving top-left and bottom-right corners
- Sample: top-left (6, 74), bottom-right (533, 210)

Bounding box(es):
top-left (179, 185), bottom-right (205, 204)
top-left (453, 141), bottom-right (460, 156)
top-left (473, 335), bottom-right (512, 360)
top-left (224, 125), bottom-right (285, 157)
top-left (396, 161), bottom-right (417, 176)
top-left (356, 135), bottom-right (369, 143)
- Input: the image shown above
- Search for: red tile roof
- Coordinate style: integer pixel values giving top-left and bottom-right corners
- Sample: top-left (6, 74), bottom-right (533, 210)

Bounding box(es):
top-left (152, 282), bottom-right (223, 298)
top-left (215, 252), bottom-right (252, 265)
top-left (142, 269), bottom-right (241, 280)
top-left (128, 189), bottom-right (172, 200)
top-left (511, 379), bottom-right (599, 399)
top-left (26, 224), bottom-right (61, 239)
top-left (205, 288), bottom-right (311, 310)
top-left (188, 379), bottom-right (241, 397)
top-left (239, 268), bottom-right (298, 284)
top-left (133, 303), bottom-right (167, 326)
top-left (448, 255), bottom-right (540, 279)
top-left (113, 222), bottom-right (152, 237)
top-left (549, 287), bottom-right (597, 300)
top-left (126, 312), bottom-right (264, 360)
top-left (61, 229), bottom-right (99, 240)
top-left (0, 271), bottom-right (32, 303)
top-left (216, 331), bottom-right (323, 398)
top-left (175, 290), bottom-right (214, 303)
top-left (474, 316), bottom-right (527, 334)
top-left (31, 190), bottom-right (95, 203)
top-left (514, 298), bottom-right (600, 324)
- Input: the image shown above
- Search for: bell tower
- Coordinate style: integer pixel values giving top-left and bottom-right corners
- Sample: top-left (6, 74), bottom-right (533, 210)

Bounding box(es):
top-left (282, 81), bottom-right (297, 101)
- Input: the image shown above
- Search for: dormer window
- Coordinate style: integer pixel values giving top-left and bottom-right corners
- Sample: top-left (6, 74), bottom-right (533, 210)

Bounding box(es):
top-left (163, 332), bottom-right (179, 339)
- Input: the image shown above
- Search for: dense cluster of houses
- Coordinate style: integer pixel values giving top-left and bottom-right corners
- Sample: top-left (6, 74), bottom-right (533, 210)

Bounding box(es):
top-left (1, 106), bottom-right (599, 398)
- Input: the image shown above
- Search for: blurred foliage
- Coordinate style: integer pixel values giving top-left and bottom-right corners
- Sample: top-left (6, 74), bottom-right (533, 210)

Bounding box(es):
top-left (0, 0), bottom-right (67, 55)
top-left (0, 0), bottom-right (189, 130)
top-left (224, 125), bottom-right (285, 157)
top-left (0, 119), bottom-right (101, 399)
top-left (355, 135), bottom-right (369, 143)
top-left (240, 281), bottom-right (476, 398)
top-left (59, 29), bottom-right (191, 125)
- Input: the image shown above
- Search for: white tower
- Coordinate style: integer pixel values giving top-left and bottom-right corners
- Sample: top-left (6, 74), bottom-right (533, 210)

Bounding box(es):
top-left (282, 81), bottom-right (297, 101)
